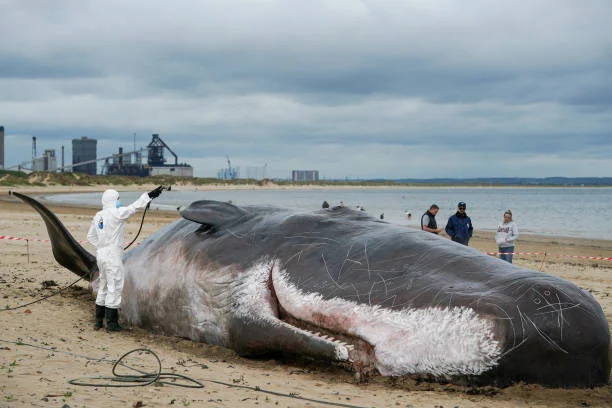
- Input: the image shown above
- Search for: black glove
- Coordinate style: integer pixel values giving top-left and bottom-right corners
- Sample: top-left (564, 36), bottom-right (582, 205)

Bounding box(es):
top-left (148, 186), bottom-right (164, 199)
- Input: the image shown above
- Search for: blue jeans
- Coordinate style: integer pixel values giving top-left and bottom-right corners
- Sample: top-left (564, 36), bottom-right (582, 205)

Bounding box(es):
top-left (452, 236), bottom-right (470, 246)
top-left (499, 246), bottom-right (514, 263)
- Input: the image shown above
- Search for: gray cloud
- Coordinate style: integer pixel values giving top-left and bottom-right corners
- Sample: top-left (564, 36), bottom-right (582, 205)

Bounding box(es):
top-left (1, 0), bottom-right (611, 178)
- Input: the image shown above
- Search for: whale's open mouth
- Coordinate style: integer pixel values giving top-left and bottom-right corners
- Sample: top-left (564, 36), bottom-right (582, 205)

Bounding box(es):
top-left (269, 262), bottom-right (502, 379)
top-left (279, 311), bottom-right (378, 377)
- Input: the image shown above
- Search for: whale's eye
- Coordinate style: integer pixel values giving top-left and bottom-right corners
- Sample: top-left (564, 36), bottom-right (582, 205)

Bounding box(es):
top-left (543, 290), bottom-right (551, 296)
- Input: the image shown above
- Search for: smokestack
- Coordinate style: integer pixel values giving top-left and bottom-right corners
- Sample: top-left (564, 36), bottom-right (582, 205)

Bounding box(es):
top-left (61, 145), bottom-right (65, 172)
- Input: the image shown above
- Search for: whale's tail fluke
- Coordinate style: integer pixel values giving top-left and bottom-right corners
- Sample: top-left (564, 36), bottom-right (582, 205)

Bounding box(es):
top-left (13, 192), bottom-right (97, 281)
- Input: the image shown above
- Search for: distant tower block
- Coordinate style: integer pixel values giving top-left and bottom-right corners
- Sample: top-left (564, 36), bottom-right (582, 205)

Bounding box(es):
top-left (292, 170), bottom-right (319, 182)
top-left (0, 126), bottom-right (4, 169)
top-left (72, 136), bottom-right (97, 175)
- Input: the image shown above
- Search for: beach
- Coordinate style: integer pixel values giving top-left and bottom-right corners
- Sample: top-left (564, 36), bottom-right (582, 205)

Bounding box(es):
top-left (1, 186), bottom-right (611, 408)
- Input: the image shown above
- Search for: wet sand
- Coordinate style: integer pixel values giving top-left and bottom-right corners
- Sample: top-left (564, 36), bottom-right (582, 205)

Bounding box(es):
top-left (1, 187), bottom-right (611, 407)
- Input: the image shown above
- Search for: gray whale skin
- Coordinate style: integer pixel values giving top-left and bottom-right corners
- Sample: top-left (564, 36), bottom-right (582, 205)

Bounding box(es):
top-left (14, 192), bottom-right (611, 387)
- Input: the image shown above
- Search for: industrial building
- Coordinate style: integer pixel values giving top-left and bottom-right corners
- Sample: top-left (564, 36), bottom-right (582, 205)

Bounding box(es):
top-left (72, 137), bottom-right (97, 175)
top-left (32, 149), bottom-right (57, 172)
top-left (6, 132), bottom-right (191, 177)
top-left (102, 146), bottom-right (149, 177)
top-left (104, 134), bottom-right (193, 177)
top-left (292, 170), bottom-right (319, 182)
top-left (0, 126), bottom-right (4, 169)
top-left (149, 166), bottom-right (193, 177)
top-left (146, 134), bottom-right (193, 177)
top-left (244, 164), bottom-right (267, 180)
top-left (216, 157), bottom-right (267, 180)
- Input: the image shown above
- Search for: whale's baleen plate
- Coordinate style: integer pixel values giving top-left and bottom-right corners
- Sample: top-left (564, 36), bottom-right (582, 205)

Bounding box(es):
top-left (14, 193), bottom-right (611, 387)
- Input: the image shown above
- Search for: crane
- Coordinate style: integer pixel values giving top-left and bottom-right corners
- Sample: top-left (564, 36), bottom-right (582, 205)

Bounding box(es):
top-left (223, 155), bottom-right (237, 180)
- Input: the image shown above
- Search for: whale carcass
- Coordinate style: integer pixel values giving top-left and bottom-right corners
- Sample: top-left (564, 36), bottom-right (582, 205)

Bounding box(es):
top-left (14, 193), bottom-right (611, 387)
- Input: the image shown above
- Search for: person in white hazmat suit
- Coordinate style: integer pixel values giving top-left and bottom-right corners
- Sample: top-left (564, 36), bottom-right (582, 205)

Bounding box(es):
top-left (87, 186), bottom-right (164, 331)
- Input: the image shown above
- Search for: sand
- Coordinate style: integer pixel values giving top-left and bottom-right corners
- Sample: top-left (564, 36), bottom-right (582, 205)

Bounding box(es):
top-left (1, 186), bottom-right (611, 407)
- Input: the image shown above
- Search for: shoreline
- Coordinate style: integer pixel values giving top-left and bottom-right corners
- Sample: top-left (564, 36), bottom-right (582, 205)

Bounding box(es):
top-left (1, 187), bottom-right (611, 407)
top-left (3, 183), bottom-right (612, 195)
top-left (2, 187), bottom-right (612, 264)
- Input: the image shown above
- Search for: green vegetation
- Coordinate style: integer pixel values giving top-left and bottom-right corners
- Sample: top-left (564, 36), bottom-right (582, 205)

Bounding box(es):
top-left (0, 171), bottom-right (226, 187)
top-left (2, 170), bottom-right (611, 187)
top-left (2, 360), bottom-right (17, 376)
top-left (0, 170), bottom-right (289, 188)
top-left (0, 169), bottom-right (30, 187)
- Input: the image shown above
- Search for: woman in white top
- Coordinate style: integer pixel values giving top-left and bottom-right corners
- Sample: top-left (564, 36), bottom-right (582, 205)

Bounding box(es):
top-left (495, 209), bottom-right (519, 263)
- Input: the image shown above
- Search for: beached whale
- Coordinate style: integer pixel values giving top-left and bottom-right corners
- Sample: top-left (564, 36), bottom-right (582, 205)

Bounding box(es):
top-left (14, 192), bottom-right (611, 387)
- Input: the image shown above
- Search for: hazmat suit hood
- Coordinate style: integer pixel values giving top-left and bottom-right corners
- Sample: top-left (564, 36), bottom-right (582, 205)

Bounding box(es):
top-left (101, 189), bottom-right (120, 209)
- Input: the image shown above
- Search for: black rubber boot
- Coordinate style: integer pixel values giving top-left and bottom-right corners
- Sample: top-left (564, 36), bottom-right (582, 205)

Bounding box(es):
top-left (94, 305), bottom-right (106, 330)
top-left (105, 308), bottom-right (123, 332)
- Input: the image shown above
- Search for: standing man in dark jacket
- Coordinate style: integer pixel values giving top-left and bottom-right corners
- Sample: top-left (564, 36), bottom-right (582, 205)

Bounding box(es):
top-left (445, 201), bottom-right (473, 245)
top-left (421, 204), bottom-right (442, 234)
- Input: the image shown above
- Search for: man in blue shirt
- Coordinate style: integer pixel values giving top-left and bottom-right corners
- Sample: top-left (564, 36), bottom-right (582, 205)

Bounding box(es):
top-left (445, 201), bottom-right (473, 246)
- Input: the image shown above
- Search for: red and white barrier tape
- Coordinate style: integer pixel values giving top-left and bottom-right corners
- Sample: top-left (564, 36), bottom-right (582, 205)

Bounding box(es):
top-left (487, 251), bottom-right (612, 261)
top-left (487, 251), bottom-right (545, 256)
top-left (0, 235), bottom-right (139, 246)
top-left (0, 235), bottom-right (50, 243)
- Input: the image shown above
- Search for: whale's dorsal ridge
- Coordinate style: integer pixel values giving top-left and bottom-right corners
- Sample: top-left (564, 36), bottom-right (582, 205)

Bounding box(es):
top-left (180, 200), bottom-right (248, 229)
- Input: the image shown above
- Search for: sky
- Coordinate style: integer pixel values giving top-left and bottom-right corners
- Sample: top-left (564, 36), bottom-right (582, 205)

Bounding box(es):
top-left (1, 0), bottom-right (611, 179)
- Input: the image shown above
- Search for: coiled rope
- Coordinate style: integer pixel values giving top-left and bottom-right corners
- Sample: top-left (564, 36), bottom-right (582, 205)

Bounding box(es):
top-left (68, 347), bottom-right (203, 388)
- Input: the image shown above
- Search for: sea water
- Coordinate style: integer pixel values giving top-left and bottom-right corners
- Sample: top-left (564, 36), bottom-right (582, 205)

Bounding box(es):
top-left (43, 187), bottom-right (612, 241)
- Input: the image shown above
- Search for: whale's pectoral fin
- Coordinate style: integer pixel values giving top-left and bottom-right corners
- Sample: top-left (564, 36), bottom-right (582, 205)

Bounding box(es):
top-left (179, 200), bottom-right (247, 231)
top-left (13, 192), bottom-right (97, 280)
top-left (229, 314), bottom-right (350, 363)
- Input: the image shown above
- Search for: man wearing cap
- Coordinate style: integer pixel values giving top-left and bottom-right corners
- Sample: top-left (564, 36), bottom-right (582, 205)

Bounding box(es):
top-left (445, 201), bottom-right (473, 246)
